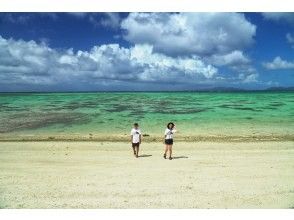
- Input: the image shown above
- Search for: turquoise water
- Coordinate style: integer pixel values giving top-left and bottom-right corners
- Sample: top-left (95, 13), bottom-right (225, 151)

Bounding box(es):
top-left (0, 92), bottom-right (293, 138)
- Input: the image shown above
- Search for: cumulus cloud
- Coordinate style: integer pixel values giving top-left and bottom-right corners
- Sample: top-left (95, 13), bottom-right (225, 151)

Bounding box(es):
top-left (206, 50), bottom-right (250, 66)
top-left (131, 44), bottom-right (218, 81)
top-left (121, 13), bottom-right (256, 57)
top-left (0, 36), bottom-right (221, 90)
top-left (204, 49), bottom-right (257, 84)
top-left (238, 73), bottom-right (258, 83)
top-left (263, 56), bottom-right (294, 70)
top-left (286, 33), bottom-right (294, 48)
top-left (0, 12), bottom-right (265, 91)
top-left (88, 13), bottom-right (121, 29)
top-left (262, 13), bottom-right (294, 24)
top-left (100, 13), bottom-right (121, 29)
top-left (229, 62), bottom-right (259, 83)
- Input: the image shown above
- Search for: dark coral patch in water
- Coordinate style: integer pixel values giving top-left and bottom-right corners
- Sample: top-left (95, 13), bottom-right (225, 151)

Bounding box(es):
top-left (269, 102), bottom-right (285, 107)
top-left (233, 107), bottom-right (263, 112)
top-left (219, 104), bottom-right (262, 112)
top-left (50, 100), bottom-right (100, 111)
top-left (0, 104), bottom-right (29, 112)
top-left (104, 104), bottom-right (130, 112)
top-left (0, 112), bottom-right (91, 133)
top-left (152, 107), bottom-right (208, 114)
top-left (263, 107), bottom-right (278, 110)
top-left (218, 104), bottom-right (243, 108)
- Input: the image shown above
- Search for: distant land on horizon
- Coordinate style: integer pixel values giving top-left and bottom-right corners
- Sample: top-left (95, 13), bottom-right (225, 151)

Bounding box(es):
top-left (0, 87), bottom-right (293, 93)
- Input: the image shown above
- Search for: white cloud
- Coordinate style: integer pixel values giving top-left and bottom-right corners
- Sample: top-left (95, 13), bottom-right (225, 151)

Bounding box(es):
top-left (89, 13), bottom-right (121, 29)
top-left (234, 64), bottom-right (259, 83)
top-left (121, 13), bottom-right (256, 57)
top-left (239, 73), bottom-right (258, 83)
top-left (262, 13), bottom-right (294, 24)
top-left (101, 13), bottom-right (121, 29)
top-left (286, 33), bottom-right (294, 48)
top-left (0, 36), bottom-right (221, 89)
top-left (206, 50), bottom-right (250, 66)
top-left (263, 56), bottom-right (294, 70)
top-left (206, 49), bottom-right (257, 84)
top-left (286, 33), bottom-right (294, 43)
top-left (130, 44), bottom-right (217, 80)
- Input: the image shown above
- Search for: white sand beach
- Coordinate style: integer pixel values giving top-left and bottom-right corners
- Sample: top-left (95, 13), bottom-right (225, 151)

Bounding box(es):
top-left (0, 141), bottom-right (293, 208)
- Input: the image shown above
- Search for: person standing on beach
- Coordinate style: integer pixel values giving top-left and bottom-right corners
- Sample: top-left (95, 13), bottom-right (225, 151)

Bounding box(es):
top-left (130, 123), bottom-right (142, 158)
top-left (164, 122), bottom-right (177, 160)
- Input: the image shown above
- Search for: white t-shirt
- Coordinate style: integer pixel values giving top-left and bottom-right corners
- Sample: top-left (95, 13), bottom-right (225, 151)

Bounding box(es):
top-left (130, 128), bottom-right (142, 143)
top-left (165, 128), bottom-right (176, 139)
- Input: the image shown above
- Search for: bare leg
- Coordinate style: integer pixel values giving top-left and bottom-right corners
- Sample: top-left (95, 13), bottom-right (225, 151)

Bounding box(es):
top-left (135, 146), bottom-right (139, 158)
top-left (164, 145), bottom-right (168, 158)
top-left (168, 145), bottom-right (173, 159)
top-left (132, 145), bottom-right (136, 155)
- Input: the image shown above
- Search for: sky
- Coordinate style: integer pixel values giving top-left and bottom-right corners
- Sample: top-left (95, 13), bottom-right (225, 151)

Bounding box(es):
top-left (0, 12), bottom-right (293, 92)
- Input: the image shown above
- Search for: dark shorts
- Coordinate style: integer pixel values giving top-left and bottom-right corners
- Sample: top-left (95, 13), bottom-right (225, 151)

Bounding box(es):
top-left (165, 139), bottom-right (173, 145)
top-left (132, 142), bottom-right (140, 147)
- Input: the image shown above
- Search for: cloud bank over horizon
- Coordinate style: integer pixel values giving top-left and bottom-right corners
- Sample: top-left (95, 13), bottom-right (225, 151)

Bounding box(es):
top-left (0, 12), bottom-right (293, 91)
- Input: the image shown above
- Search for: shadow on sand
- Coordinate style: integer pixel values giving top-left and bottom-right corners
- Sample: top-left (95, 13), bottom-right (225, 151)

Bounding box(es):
top-left (172, 156), bottom-right (189, 159)
top-left (138, 154), bottom-right (152, 158)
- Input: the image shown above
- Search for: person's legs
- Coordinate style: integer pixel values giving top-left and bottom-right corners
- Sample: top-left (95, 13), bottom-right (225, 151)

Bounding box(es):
top-left (135, 145), bottom-right (139, 158)
top-left (164, 144), bottom-right (168, 159)
top-left (168, 145), bottom-right (173, 159)
top-left (132, 144), bottom-right (136, 156)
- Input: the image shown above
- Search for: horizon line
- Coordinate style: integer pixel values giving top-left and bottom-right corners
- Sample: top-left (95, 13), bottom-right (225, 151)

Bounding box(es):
top-left (0, 88), bottom-right (293, 93)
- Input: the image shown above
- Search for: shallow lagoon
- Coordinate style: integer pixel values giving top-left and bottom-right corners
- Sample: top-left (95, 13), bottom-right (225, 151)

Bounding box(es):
top-left (0, 92), bottom-right (293, 139)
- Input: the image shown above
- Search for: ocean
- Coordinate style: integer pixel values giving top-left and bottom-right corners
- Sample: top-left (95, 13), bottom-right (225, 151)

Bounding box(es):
top-left (0, 92), bottom-right (293, 140)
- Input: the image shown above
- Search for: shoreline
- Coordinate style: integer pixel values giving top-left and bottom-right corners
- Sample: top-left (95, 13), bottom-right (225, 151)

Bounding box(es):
top-left (0, 134), bottom-right (293, 142)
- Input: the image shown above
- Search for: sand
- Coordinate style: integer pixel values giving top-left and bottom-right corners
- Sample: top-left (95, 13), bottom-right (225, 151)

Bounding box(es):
top-left (0, 141), bottom-right (293, 208)
top-left (0, 133), bottom-right (293, 142)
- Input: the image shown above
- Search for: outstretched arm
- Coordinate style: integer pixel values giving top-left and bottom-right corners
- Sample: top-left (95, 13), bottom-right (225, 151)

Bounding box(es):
top-left (173, 125), bottom-right (178, 133)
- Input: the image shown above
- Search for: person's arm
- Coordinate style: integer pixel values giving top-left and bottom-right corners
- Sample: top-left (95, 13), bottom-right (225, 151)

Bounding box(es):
top-left (139, 134), bottom-right (142, 144)
top-left (164, 129), bottom-right (167, 143)
top-left (172, 125), bottom-right (177, 133)
top-left (130, 130), bottom-right (133, 143)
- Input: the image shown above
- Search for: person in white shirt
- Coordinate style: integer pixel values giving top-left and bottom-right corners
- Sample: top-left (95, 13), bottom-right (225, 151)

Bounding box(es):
top-left (164, 122), bottom-right (177, 160)
top-left (130, 123), bottom-right (142, 158)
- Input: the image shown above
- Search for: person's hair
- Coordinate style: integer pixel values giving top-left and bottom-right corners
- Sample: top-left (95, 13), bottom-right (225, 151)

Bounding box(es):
top-left (167, 122), bottom-right (174, 129)
top-left (134, 123), bottom-right (139, 126)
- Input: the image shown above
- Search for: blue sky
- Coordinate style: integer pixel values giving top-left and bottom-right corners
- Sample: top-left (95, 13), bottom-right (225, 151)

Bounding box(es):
top-left (0, 12), bottom-right (293, 91)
